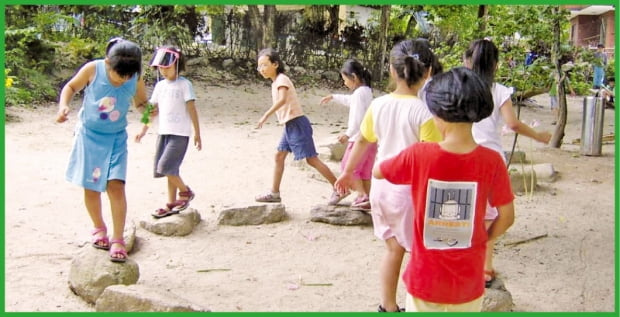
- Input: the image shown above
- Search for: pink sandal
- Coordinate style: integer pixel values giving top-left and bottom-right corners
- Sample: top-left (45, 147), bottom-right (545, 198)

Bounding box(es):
top-left (169, 186), bottom-right (195, 212)
top-left (91, 227), bottom-right (110, 250)
top-left (109, 239), bottom-right (127, 263)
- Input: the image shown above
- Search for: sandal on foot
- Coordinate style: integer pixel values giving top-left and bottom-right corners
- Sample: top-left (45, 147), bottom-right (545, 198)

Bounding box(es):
top-left (328, 190), bottom-right (350, 206)
top-left (109, 239), bottom-right (128, 263)
top-left (169, 186), bottom-right (195, 212)
top-left (91, 227), bottom-right (110, 250)
top-left (351, 196), bottom-right (371, 212)
top-left (152, 206), bottom-right (179, 219)
top-left (378, 305), bottom-right (405, 312)
top-left (255, 192), bottom-right (281, 203)
top-left (485, 269), bottom-right (496, 288)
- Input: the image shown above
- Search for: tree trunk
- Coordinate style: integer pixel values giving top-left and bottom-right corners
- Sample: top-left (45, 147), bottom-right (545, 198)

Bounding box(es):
top-left (477, 5), bottom-right (488, 32)
top-left (375, 5), bottom-right (391, 84)
top-left (247, 5), bottom-right (263, 52)
top-left (550, 6), bottom-right (566, 148)
top-left (262, 5), bottom-right (276, 49)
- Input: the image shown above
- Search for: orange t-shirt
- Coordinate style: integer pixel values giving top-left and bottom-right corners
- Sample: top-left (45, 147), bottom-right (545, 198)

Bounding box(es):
top-left (272, 73), bottom-right (303, 124)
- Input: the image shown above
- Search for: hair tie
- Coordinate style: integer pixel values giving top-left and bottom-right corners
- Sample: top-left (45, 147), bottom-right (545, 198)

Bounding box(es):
top-left (409, 54), bottom-right (419, 60)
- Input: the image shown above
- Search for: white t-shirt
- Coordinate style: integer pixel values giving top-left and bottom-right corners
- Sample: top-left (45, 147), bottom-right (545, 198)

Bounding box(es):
top-left (149, 77), bottom-right (196, 137)
top-left (360, 93), bottom-right (441, 164)
top-left (472, 82), bottom-right (513, 162)
top-left (331, 85), bottom-right (373, 142)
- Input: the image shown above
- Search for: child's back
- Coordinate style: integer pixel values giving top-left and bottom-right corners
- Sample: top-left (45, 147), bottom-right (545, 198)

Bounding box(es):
top-left (376, 67), bottom-right (515, 311)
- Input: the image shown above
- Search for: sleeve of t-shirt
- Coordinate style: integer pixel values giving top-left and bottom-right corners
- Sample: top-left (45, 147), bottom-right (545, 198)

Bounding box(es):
top-left (183, 79), bottom-right (196, 102)
top-left (495, 84), bottom-right (514, 110)
top-left (419, 118), bottom-right (442, 142)
top-left (332, 93), bottom-right (352, 107)
top-left (379, 145), bottom-right (416, 185)
top-left (274, 74), bottom-right (291, 91)
top-left (488, 155), bottom-right (515, 207)
top-left (359, 105), bottom-right (376, 142)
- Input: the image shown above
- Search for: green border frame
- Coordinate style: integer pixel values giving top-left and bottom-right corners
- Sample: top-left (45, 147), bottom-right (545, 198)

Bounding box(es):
top-left (1, 0), bottom-right (618, 316)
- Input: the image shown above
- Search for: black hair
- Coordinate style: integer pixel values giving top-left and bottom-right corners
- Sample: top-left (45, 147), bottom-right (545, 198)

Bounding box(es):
top-left (105, 37), bottom-right (124, 56)
top-left (155, 45), bottom-right (186, 73)
top-left (597, 43), bottom-right (605, 48)
top-left (464, 39), bottom-right (499, 88)
top-left (258, 48), bottom-right (285, 74)
top-left (340, 59), bottom-right (372, 88)
top-left (107, 40), bottom-right (142, 78)
top-left (424, 67), bottom-right (493, 123)
top-left (390, 38), bottom-right (435, 87)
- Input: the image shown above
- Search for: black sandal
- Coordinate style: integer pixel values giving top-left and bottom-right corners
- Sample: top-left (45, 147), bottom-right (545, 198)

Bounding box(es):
top-left (378, 305), bottom-right (405, 312)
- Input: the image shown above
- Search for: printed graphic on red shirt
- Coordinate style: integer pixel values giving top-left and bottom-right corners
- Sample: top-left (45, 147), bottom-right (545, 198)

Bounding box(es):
top-left (423, 179), bottom-right (477, 250)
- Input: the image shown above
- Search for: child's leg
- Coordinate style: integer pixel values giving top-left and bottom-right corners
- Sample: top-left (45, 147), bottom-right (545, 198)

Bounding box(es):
top-left (362, 179), bottom-right (372, 196)
top-left (106, 180), bottom-right (127, 259)
top-left (167, 175), bottom-right (190, 202)
top-left (305, 156), bottom-right (337, 185)
top-left (84, 189), bottom-right (108, 247)
top-left (484, 219), bottom-right (496, 285)
top-left (272, 151), bottom-right (288, 193)
top-left (84, 189), bottom-right (105, 228)
top-left (380, 237), bottom-right (406, 312)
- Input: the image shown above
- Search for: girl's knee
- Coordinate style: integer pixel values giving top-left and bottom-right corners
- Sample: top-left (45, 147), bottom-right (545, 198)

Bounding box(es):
top-left (106, 180), bottom-right (126, 195)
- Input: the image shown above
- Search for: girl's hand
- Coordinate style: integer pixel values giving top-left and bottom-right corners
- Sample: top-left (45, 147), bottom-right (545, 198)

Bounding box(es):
top-left (194, 135), bottom-right (202, 151)
top-left (134, 131), bottom-right (146, 143)
top-left (56, 105), bottom-right (70, 123)
top-left (319, 95), bottom-right (333, 105)
top-left (256, 114), bottom-right (268, 129)
top-left (537, 131), bottom-right (552, 144)
top-left (334, 171), bottom-right (353, 196)
top-left (337, 134), bottom-right (349, 144)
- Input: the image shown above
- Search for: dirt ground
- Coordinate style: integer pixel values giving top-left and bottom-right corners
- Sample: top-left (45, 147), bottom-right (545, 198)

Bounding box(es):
top-left (4, 81), bottom-right (616, 312)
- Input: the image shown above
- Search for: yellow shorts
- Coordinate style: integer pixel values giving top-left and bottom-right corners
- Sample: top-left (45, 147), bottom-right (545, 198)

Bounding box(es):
top-left (405, 293), bottom-right (483, 312)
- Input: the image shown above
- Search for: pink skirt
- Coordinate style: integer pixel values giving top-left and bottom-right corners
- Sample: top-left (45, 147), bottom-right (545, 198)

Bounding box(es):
top-left (340, 141), bottom-right (377, 180)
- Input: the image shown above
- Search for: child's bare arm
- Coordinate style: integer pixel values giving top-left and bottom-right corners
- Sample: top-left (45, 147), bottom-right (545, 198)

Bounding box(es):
top-left (56, 62), bottom-right (95, 123)
top-left (133, 77), bottom-right (149, 111)
top-left (134, 124), bottom-right (149, 143)
top-left (186, 100), bottom-right (202, 150)
top-left (257, 86), bottom-right (288, 129)
top-left (487, 201), bottom-right (515, 241)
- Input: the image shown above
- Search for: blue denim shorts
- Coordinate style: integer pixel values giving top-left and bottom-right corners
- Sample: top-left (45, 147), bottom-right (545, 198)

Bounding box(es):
top-left (277, 115), bottom-right (318, 160)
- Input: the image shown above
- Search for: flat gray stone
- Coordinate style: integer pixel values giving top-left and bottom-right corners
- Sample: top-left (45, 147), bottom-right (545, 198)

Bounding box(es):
top-left (95, 284), bottom-right (209, 312)
top-left (509, 167), bottom-right (537, 193)
top-left (218, 204), bottom-right (287, 226)
top-left (140, 208), bottom-right (201, 236)
top-left (310, 204), bottom-right (372, 226)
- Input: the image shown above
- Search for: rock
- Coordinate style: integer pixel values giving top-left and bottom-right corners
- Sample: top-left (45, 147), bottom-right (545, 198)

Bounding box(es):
top-left (222, 59), bottom-right (234, 69)
top-left (318, 137), bottom-right (346, 161)
top-left (310, 205), bottom-right (372, 226)
top-left (292, 66), bottom-right (306, 74)
top-left (321, 70), bottom-right (341, 82)
top-left (505, 150), bottom-right (528, 164)
top-left (139, 208), bottom-right (201, 236)
top-left (68, 247), bottom-right (140, 304)
top-left (95, 284), bottom-right (209, 312)
top-left (508, 166), bottom-right (537, 193)
top-left (482, 278), bottom-right (514, 312)
top-left (531, 163), bottom-right (558, 182)
top-left (218, 204), bottom-right (287, 226)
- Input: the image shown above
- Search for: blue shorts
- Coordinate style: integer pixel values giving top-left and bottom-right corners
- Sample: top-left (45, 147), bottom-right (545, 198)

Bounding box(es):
top-left (277, 115), bottom-right (318, 160)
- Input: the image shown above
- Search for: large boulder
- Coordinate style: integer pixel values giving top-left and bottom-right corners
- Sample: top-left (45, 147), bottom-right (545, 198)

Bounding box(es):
top-left (68, 247), bottom-right (140, 304)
